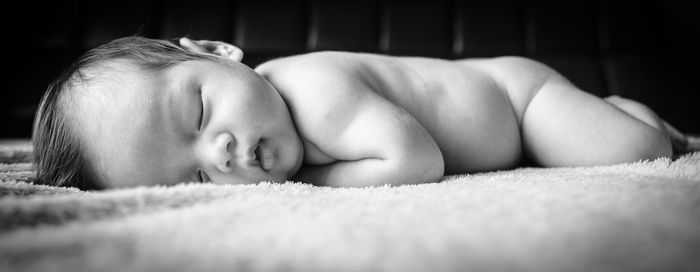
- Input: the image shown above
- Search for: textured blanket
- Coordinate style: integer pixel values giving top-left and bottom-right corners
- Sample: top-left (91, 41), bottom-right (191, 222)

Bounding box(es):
top-left (1, 140), bottom-right (699, 272)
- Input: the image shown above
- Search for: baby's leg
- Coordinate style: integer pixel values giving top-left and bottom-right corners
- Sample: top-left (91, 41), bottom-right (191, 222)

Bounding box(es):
top-left (521, 75), bottom-right (672, 167)
top-left (603, 95), bottom-right (666, 131)
top-left (603, 95), bottom-right (693, 153)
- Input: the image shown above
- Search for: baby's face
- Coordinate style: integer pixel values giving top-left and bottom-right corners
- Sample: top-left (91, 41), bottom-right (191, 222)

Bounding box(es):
top-left (76, 59), bottom-right (304, 188)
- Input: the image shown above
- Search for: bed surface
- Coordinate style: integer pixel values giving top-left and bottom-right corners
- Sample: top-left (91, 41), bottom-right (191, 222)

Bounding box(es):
top-left (1, 140), bottom-right (699, 272)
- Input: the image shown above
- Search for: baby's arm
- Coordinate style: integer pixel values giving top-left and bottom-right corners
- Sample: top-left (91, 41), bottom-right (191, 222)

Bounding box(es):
top-left (285, 66), bottom-right (444, 187)
top-left (293, 100), bottom-right (444, 187)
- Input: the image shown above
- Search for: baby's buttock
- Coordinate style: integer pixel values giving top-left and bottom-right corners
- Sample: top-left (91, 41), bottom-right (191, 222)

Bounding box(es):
top-left (375, 57), bottom-right (523, 173)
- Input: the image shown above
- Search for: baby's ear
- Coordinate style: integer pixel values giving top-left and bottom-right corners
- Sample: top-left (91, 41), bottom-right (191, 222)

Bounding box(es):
top-left (179, 37), bottom-right (244, 62)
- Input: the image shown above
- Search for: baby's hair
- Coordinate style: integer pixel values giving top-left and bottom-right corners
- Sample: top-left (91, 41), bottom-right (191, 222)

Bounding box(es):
top-left (32, 36), bottom-right (220, 190)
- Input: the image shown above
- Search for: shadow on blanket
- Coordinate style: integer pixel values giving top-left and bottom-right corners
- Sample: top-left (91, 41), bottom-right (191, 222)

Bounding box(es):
top-left (1, 140), bottom-right (699, 272)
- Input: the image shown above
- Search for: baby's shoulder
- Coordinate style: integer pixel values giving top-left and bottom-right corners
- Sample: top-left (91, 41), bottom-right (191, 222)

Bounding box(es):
top-left (255, 52), bottom-right (370, 103)
top-left (257, 52), bottom-right (371, 121)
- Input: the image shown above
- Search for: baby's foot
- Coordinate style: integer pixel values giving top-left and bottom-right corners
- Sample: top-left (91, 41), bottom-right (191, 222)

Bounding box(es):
top-left (686, 135), bottom-right (700, 152)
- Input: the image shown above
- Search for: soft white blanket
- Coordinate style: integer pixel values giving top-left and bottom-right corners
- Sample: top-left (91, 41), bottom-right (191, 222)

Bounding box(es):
top-left (1, 141), bottom-right (699, 272)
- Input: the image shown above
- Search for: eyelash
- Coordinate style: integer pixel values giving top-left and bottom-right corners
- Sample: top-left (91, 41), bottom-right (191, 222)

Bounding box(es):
top-left (197, 90), bottom-right (206, 183)
top-left (197, 91), bottom-right (204, 131)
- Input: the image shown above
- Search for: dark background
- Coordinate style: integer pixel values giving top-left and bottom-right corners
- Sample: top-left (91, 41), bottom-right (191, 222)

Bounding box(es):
top-left (2, 0), bottom-right (699, 138)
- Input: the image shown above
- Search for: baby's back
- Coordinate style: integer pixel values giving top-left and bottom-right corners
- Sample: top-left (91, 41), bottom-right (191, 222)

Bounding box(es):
top-left (256, 52), bottom-right (523, 174)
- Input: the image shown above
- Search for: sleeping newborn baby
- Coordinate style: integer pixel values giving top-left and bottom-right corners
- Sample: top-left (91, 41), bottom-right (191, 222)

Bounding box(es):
top-left (32, 36), bottom-right (695, 190)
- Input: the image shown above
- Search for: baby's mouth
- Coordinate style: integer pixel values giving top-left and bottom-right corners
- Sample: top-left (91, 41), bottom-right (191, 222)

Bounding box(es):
top-left (254, 141), bottom-right (262, 166)
top-left (255, 139), bottom-right (274, 171)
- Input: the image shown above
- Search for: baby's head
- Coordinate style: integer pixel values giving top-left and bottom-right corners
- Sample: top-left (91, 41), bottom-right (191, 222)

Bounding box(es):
top-left (33, 36), bottom-right (304, 190)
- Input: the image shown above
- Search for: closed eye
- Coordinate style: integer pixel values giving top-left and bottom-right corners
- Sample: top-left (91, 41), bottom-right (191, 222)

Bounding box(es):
top-left (197, 89), bottom-right (204, 131)
top-left (195, 89), bottom-right (207, 183)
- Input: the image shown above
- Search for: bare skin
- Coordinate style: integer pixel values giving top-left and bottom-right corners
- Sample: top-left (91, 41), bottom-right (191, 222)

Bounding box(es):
top-left (254, 52), bottom-right (678, 184)
top-left (79, 38), bottom-right (693, 188)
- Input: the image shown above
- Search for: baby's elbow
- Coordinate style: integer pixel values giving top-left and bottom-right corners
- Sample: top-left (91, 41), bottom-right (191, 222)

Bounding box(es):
top-left (424, 148), bottom-right (445, 183)
top-left (396, 146), bottom-right (444, 185)
top-left (414, 137), bottom-right (445, 184)
top-left (424, 156), bottom-right (445, 183)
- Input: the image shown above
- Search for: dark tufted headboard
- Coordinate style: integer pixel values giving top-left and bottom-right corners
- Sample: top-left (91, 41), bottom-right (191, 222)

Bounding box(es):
top-left (3, 0), bottom-right (699, 138)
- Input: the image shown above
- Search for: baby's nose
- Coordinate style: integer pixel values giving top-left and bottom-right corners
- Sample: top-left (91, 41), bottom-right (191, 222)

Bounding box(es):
top-left (214, 133), bottom-right (234, 173)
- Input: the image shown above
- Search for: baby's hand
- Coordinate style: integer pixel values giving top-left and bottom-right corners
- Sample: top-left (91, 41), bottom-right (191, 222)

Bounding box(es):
top-left (179, 37), bottom-right (244, 62)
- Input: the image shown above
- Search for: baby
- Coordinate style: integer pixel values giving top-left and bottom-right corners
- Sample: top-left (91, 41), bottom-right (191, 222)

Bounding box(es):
top-left (32, 36), bottom-right (695, 190)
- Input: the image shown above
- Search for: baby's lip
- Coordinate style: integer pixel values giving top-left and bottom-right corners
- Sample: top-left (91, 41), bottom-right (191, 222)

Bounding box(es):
top-left (257, 139), bottom-right (274, 171)
top-left (245, 140), bottom-right (261, 167)
top-left (253, 141), bottom-right (261, 165)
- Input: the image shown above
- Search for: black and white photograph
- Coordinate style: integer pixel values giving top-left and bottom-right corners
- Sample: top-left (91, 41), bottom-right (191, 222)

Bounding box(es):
top-left (1, 0), bottom-right (699, 271)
